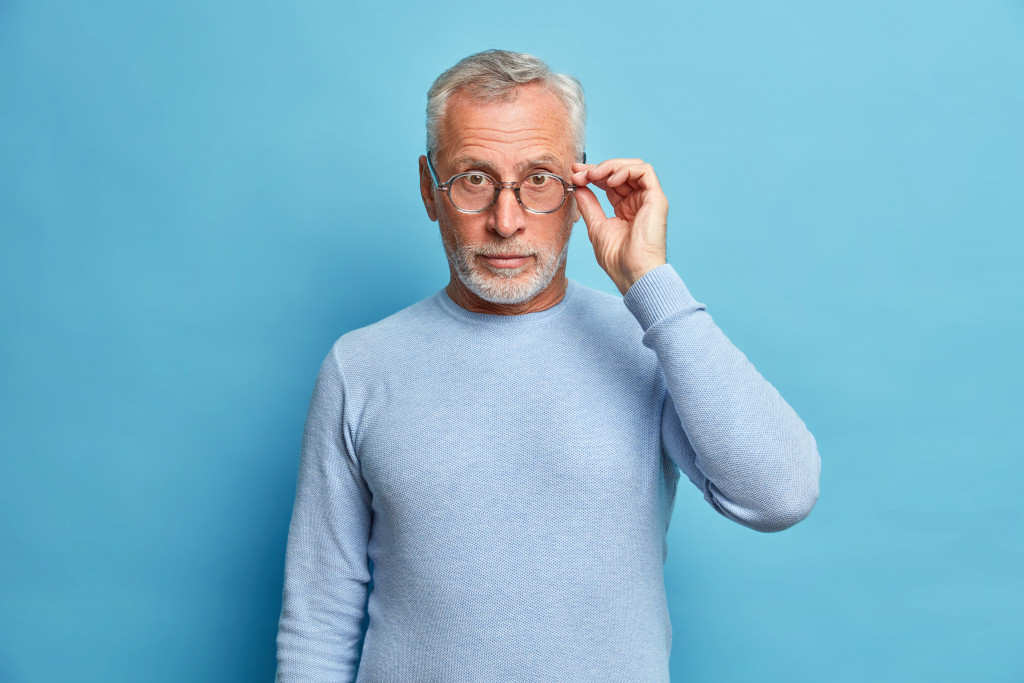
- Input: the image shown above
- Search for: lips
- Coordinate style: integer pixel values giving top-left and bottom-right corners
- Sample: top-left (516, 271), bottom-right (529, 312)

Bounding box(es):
top-left (481, 254), bottom-right (531, 269)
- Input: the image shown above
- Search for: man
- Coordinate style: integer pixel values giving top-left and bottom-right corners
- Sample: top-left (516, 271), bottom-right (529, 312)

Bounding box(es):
top-left (276, 50), bottom-right (820, 682)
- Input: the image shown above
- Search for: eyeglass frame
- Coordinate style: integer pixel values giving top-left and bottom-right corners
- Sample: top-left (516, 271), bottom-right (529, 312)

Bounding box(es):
top-left (425, 151), bottom-right (586, 215)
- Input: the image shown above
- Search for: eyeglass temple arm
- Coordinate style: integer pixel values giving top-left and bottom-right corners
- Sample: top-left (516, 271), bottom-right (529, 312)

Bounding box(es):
top-left (425, 152), bottom-right (444, 189)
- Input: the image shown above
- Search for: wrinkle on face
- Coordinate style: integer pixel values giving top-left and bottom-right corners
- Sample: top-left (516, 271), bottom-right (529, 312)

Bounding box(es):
top-left (445, 153), bottom-right (566, 181)
top-left (431, 83), bottom-right (579, 314)
top-left (436, 84), bottom-right (575, 179)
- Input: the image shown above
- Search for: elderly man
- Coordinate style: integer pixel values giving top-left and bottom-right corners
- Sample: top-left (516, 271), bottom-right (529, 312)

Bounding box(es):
top-left (276, 50), bottom-right (820, 682)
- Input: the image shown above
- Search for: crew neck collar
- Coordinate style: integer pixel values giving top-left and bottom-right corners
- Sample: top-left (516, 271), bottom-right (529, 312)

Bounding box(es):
top-left (434, 279), bottom-right (579, 327)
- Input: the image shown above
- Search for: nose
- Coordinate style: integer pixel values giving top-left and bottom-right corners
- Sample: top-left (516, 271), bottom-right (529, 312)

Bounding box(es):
top-left (488, 185), bottom-right (527, 239)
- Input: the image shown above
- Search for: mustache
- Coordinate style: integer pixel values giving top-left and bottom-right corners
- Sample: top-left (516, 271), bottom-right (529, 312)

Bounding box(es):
top-left (473, 239), bottom-right (538, 258)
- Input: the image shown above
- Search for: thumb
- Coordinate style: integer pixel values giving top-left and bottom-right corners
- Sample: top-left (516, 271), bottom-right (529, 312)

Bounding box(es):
top-left (573, 185), bottom-right (606, 234)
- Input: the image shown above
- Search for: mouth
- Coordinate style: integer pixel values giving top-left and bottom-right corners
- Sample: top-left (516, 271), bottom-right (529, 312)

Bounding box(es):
top-left (480, 254), bottom-right (532, 269)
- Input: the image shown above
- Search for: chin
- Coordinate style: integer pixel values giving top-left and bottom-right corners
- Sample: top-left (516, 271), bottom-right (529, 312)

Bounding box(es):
top-left (443, 233), bottom-right (570, 307)
top-left (464, 267), bottom-right (549, 305)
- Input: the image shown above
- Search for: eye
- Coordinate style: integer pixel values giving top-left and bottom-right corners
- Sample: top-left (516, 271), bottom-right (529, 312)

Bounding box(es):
top-left (467, 174), bottom-right (487, 185)
top-left (528, 174), bottom-right (549, 186)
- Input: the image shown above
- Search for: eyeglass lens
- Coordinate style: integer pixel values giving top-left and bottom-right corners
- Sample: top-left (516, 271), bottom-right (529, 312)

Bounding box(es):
top-left (449, 173), bottom-right (566, 212)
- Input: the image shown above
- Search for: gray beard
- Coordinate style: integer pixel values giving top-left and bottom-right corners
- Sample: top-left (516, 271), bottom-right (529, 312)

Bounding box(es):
top-left (444, 236), bottom-right (571, 306)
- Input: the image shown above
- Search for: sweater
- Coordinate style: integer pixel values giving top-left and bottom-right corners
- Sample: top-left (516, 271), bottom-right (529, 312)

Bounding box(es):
top-left (275, 264), bottom-right (821, 682)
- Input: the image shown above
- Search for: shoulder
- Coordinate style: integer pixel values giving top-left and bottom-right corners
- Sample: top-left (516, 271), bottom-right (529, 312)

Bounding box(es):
top-left (567, 280), bottom-right (644, 337)
top-left (558, 281), bottom-right (654, 373)
top-left (326, 292), bottom-right (446, 369)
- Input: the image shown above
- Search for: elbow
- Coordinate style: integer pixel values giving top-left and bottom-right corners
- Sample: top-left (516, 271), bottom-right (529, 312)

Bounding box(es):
top-left (757, 479), bottom-right (819, 532)
top-left (710, 448), bottom-right (821, 533)
top-left (703, 423), bottom-right (822, 532)
top-left (723, 482), bottom-right (818, 533)
top-left (757, 430), bottom-right (822, 532)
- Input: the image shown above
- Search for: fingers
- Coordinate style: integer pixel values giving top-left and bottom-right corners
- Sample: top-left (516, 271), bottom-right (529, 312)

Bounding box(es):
top-left (572, 185), bottom-right (606, 231)
top-left (571, 159), bottom-right (644, 186)
top-left (571, 159), bottom-right (665, 199)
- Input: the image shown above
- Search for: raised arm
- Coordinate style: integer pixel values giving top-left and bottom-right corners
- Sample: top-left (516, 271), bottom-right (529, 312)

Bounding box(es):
top-left (625, 265), bottom-right (820, 531)
top-left (572, 159), bottom-right (820, 532)
top-left (276, 345), bottom-right (372, 681)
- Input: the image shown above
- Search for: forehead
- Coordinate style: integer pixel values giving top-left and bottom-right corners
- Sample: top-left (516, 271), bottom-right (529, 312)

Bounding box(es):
top-left (438, 83), bottom-right (573, 169)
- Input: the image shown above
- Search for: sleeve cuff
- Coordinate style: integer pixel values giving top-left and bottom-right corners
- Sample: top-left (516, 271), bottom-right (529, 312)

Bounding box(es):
top-left (622, 264), bottom-right (705, 332)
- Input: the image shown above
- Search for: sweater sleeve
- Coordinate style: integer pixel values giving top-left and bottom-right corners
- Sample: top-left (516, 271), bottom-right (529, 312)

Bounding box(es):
top-left (276, 344), bottom-right (372, 681)
top-left (623, 265), bottom-right (821, 532)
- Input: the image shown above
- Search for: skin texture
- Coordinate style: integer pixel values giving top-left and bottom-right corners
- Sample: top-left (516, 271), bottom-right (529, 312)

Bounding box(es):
top-left (419, 82), bottom-right (669, 314)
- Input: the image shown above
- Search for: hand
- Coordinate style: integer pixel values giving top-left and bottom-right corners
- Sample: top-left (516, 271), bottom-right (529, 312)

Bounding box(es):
top-left (571, 159), bottom-right (669, 295)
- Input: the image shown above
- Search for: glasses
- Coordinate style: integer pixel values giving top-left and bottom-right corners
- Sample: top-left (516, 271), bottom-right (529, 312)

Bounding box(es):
top-left (426, 153), bottom-right (577, 214)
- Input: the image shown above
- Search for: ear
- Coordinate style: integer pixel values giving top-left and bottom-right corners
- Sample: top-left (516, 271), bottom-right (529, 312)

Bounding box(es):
top-left (419, 155), bottom-right (438, 222)
top-left (570, 195), bottom-right (582, 225)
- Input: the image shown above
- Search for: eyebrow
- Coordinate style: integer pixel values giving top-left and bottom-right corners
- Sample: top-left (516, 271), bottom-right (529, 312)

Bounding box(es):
top-left (449, 154), bottom-right (564, 177)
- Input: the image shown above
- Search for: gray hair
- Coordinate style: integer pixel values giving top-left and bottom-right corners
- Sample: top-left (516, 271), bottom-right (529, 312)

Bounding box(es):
top-left (426, 49), bottom-right (586, 162)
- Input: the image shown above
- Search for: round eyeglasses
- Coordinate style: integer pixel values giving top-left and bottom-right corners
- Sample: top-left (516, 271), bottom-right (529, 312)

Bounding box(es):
top-left (426, 154), bottom-right (577, 214)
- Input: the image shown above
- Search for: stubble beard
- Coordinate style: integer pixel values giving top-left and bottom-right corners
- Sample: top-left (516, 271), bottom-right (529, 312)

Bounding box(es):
top-left (442, 223), bottom-right (573, 306)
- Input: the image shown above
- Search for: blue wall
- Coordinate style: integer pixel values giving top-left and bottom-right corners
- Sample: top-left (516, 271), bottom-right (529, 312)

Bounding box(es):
top-left (2, 2), bottom-right (1021, 681)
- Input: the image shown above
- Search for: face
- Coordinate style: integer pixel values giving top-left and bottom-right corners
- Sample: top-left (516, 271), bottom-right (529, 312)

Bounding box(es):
top-left (419, 83), bottom-right (581, 314)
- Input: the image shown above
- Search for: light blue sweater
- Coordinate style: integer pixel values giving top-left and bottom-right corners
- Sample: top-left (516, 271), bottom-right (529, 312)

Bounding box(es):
top-left (276, 264), bottom-right (820, 682)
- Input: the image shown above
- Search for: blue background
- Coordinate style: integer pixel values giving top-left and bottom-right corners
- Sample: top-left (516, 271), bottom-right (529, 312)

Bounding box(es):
top-left (2, 1), bottom-right (1022, 681)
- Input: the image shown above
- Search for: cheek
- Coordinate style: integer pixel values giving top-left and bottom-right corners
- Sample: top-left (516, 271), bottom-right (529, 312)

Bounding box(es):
top-left (439, 211), bottom-right (487, 246)
top-left (551, 212), bottom-right (576, 244)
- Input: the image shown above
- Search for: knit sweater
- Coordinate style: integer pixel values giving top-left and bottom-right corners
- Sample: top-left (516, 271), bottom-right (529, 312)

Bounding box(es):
top-left (275, 264), bottom-right (820, 682)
